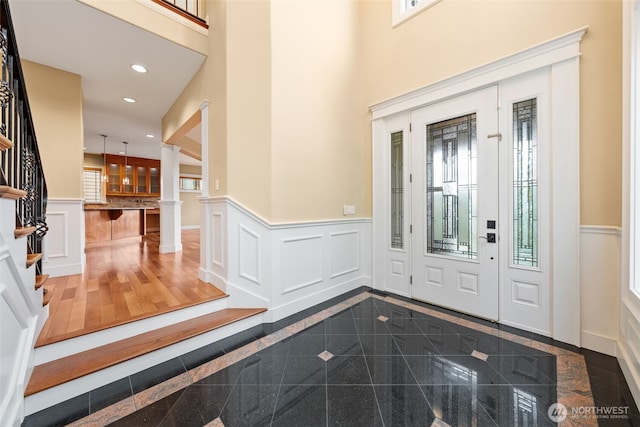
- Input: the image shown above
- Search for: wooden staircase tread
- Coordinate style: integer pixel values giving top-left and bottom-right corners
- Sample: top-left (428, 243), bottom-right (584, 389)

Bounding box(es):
top-left (15, 226), bottom-right (36, 238)
top-left (0, 133), bottom-right (12, 150)
top-left (26, 253), bottom-right (42, 268)
top-left (35, 274), bottom-right (49, 290)
top-left (0, 185), bottom-right (26, 200)
top-left (24, 307), bottom-right (266, 396)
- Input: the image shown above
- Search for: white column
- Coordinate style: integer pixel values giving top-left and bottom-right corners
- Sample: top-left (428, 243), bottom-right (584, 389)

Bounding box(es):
top-left (160, 143), bottom-right (182, 253)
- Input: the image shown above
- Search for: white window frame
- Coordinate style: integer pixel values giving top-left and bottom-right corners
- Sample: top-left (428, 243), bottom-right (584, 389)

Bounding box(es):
top-left (392, 0), bottom-right (441, 27)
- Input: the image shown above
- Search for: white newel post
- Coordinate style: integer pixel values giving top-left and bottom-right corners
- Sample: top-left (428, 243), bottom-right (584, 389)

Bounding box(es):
top-left (160, 143), bottom-right (182, 253)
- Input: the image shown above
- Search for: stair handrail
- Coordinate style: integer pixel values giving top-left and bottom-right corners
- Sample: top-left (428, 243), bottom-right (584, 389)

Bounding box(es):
top-left (0, 0), bottom-right (48, 274)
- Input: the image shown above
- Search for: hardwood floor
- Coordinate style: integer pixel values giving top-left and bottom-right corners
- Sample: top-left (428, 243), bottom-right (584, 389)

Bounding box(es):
top-left (36, 230), bottom-right (226, 347)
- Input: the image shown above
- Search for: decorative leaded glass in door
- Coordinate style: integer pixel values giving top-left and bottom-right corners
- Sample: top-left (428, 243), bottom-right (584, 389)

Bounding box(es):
top-left (512, 99), bottom-right (538, 267)
top-left (426, 114), bottom-right (477, 259)
top-left (391, 131), bottom-right (404, 249)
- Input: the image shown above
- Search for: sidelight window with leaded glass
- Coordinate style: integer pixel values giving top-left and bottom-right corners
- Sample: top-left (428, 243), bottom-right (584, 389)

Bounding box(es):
top-left (391, 131), bottom-right (404, 249)
top-left (512, 99), bottom-right (539, 267)
top-left (426, 114), bottom-right (477, 259)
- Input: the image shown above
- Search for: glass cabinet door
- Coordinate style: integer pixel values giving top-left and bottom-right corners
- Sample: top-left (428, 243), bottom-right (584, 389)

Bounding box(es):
top-left (123, 165), bottom-right (134, 193)
top-left (136, 166), bottom-right (148, 194)
top-left (149, 167), bottom-right (160, 194)
top-left (108, 164), bottom-right (121, 193)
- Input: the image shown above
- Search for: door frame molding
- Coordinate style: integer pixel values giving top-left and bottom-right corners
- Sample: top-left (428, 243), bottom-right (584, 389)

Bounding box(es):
top-left (371, 26), bottom-right (587, 346)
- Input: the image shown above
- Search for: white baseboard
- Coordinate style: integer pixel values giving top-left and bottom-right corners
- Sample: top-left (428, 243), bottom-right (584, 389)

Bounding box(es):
top-left (581, 331), bottom-right (618, 356)
top-left (159, 243), bottom-right (183, 253)
top-left (42, 262), bottom-right (84, 278)
top-left (264, 276), bottom-right (366, 323)
top-left (181, 225), bottom-right (200, 230)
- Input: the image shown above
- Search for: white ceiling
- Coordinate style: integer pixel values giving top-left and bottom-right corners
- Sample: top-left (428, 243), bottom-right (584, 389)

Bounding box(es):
top-left (8, 0), bottom-right (204, 165)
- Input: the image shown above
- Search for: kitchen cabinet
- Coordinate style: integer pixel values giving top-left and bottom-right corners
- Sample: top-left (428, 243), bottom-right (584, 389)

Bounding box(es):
top-left (105, 154), bottom-right (160, 196)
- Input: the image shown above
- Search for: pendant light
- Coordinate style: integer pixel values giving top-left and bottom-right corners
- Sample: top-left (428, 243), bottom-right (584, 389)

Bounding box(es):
top-left (100, 134), bottom-right (108, 182)
top-left (122, 141), bottom-right (130, 185)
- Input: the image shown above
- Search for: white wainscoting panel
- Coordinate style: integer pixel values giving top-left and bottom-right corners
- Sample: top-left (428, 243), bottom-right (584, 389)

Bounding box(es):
top-left (239, 225), bottom-right (261, 285)
top-left (329, 231), bottom-right (360, 278)
top-left (212, 212), bottom-right (224, 269)
top-left (580, 225), bottom-right (620, 356)
top-left (199, 197), bottom-right (372, 322)
top-left (619, 297), bottom-right (640, 407)
top-left (45, 212), bottom-right (68, 259)
top-left (42, 199), bottom-right (84, 277)
top-left (281, 235), bottom-right (324, 294)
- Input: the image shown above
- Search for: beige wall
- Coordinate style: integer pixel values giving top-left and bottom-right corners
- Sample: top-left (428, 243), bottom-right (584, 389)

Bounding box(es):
top-left (166, 0), bottom-right (621, 226)
top-left (179, 164), bottom-right (202, 227)
top-left (226, 0), bottom-right (272, 219)
top-left (270, 0), bottom-right (366, 221)
top-left (360, 0), bottom-right (622, 227)
top-left (22, 60), bottom-right (84, 199)
top-left (165, 0), bottom-right (367, 222)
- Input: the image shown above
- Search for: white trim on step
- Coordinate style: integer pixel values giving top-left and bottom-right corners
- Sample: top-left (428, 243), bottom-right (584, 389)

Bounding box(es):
top-left (34, 297), bottom-right (229, 364)
top-left (24, 312), bottom-right (264, 416)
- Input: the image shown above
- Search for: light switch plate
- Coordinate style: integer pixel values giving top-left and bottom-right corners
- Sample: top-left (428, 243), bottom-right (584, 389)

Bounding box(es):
top-left (343, 205), bottom-right (355, 215)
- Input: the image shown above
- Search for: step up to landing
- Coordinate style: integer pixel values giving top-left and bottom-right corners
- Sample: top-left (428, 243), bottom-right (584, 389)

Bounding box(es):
top-left (25, 307), bottom-right (266, 397)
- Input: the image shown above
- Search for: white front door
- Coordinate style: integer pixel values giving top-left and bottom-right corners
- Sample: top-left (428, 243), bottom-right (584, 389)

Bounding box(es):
top-left (410, 86), bottom-right (500, 320)
top-left (373, 33), bottom-right (583, 343)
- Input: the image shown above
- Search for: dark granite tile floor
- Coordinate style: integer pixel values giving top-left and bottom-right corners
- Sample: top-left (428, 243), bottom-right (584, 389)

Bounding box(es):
top-left (22, 289), bottom-right (640, 426)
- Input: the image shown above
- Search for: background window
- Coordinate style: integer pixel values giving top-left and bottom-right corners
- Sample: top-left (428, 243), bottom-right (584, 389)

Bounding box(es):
top-left (180, 175), bottom-right (202, 192)
top-left (83, 168), bottom-right (102, 202)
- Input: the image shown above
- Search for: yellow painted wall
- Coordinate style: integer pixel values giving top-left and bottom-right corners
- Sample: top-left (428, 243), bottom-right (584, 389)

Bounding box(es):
top-left (360, 0), bottom-right (622, 226)
top-left (165, 0), bottom-right (367, 222)
top-left (22, 60), bottom-right (84, 199)
top-left (270, 0), bottom-right (367, 222)
top-left (226, 0), bottom-right (272, 219)
top-left (166, 0), bottom-right (620, 226)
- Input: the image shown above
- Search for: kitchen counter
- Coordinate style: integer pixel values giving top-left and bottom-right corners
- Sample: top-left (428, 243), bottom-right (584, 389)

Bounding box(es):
top-left (85, 204), bottom-right (160, 247)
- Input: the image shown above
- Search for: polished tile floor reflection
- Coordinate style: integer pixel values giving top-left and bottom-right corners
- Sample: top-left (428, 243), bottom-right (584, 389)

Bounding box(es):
top-left (116, 297), bottom-right (557, 426)
top-left (23, 290), bottom-right (640, 426)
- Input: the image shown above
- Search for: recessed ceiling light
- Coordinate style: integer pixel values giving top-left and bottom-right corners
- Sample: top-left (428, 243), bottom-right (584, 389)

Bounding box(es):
top-left (123, 97), bottom-right (136, 103)
top-left (146, 134), bottom-right (154, 138)
top-left (131, 64), bottom-right (148, 73)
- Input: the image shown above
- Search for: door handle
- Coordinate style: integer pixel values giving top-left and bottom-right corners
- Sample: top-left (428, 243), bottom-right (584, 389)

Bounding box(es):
top-left (479, 233), bottom-right (496, 243)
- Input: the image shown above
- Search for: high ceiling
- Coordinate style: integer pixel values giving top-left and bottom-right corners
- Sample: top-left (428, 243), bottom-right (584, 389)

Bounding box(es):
top-left (8, 0), bottom-right (205, 165)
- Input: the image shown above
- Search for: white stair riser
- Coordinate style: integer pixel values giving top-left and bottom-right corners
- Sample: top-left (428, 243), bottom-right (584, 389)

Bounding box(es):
top-left (35, 297), bottom-right (229, 364)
